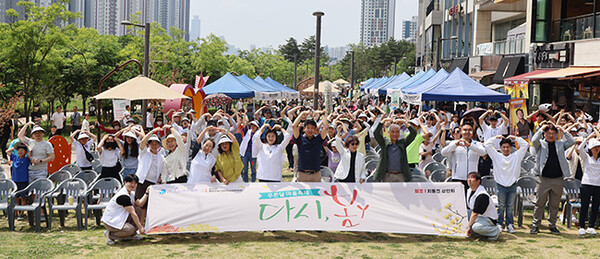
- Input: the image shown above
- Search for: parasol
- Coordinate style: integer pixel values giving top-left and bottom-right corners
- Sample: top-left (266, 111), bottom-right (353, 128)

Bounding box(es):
top-left (204, 93), bottom-right (232, 107)
top-left (461, 107), bottom-right (487, 120)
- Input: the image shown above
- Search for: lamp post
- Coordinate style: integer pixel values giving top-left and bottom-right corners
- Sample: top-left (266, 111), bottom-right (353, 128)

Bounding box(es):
top-left (293, 55), bottom-right (297, 89)
top-left (435, 36), bottom-right (458, 71)
top-left (350, 50), bottom-right (355, 99)
top-left (121, 20), bottom-right (150, 127)
top-left (312, 11), bottom-right (324, 110)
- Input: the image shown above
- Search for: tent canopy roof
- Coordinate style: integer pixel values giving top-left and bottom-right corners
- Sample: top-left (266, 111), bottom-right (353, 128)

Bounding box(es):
top-left (93, 75), bottom-right (189, 100)
top-left (421, 68), bottom-right (510, 102)
top-left (203, 72), bottom-right (255, 99)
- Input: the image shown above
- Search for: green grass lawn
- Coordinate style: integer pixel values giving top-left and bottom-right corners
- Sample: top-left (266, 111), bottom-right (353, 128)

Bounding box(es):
top-left (1, 210), bottom-right (598, 259)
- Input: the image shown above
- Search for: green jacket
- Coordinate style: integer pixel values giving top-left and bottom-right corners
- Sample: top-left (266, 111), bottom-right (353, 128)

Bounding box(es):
top-left (373, 123), bottom-right (416, 182)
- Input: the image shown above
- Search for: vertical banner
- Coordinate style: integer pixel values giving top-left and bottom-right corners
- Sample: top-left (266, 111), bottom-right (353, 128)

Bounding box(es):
top-left (387, 90), bottom-right (402, 111)
top-left (112, 99), bottom-right (131, 121)
top-left (145, 183), bottom-right (468, 237)
top-left (509, 98), bottom-right (529, 139)
top-left (504, 82), bottom-right (529, 99)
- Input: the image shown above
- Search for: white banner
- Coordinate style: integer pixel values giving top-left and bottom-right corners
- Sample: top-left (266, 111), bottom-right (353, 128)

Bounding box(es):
top-left (112, 99), bottom-right (131, 120)
top-left (145, 183), bottom-right (468, 237)
top-left (401, 92), bottom-right (422, 105)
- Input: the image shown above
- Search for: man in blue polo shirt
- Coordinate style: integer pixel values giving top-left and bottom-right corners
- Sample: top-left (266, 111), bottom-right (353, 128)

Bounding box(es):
top-left (293, 110), bottom-right (329, 182)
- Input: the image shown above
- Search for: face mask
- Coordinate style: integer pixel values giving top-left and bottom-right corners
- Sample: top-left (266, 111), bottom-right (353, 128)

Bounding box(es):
top-left (105, 141), bottom-right (118, 149)
top-left (579, 132), bottom-right (587, 137)
top-left (114, 126), bottom-right (120, 130)
top-left (156, 121), bottom-right (163, 125)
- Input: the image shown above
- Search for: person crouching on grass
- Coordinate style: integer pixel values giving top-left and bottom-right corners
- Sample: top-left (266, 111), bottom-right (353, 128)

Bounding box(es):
top-left (101, 175), bottom-right (148, 245)
top-left (466, 172), bottom-right (500, 240)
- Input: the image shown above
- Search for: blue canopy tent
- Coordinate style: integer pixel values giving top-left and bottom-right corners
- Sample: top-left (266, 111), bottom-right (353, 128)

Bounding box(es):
top-left (378, 70), bottom-right (427, 95)
top-left (384, 69), bottom-right (437, 95)
top-left (202, 72), bottom-right (255, 99)
top-left (257, 76), bottom-right (300, 99)
top-left (368, 72), bottom-right (410, 94)
top-left (360, 77), bottom-right (388, 91)
top-left (237, 74), bottom-right (282, 100)
top-left (418, 68), bottom-right (510, 102)
top-left (402, 69), bottom-right (450, 94)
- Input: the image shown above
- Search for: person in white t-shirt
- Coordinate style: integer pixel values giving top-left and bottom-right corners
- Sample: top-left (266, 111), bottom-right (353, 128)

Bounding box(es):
top-left (50, 106), bottom-right (67, 135)
top-left (253, 123), bottom-right (292, 182)
top-left (484, 135), bottom-right (529, 233)
top-left (69, 129), bottom-right (97, 171)
top-left (98, 133), bottom-right (123, 182)
top-left (479, 110), bottom-right (509, 142)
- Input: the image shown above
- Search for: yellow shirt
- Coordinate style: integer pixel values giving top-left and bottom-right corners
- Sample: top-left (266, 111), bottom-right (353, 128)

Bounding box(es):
top-left (215, 141), bottom-right (244, 182)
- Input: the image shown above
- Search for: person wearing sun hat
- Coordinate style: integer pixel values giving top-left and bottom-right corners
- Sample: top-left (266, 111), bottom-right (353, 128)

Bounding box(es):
top-left (160, 125), bottom-right (190, 184)
top-left (214, 131), bottom-right (244, 184)
top-left (69, 129), bottom-right (97, 171)
top-left (18, 122), bottom-right (55, 183)
top-left (576, 131), bottom-right (600, 235)
top-left (134, 128), bottom-right (165, 223)
top-left (119, 129), bottom-right (143, 178)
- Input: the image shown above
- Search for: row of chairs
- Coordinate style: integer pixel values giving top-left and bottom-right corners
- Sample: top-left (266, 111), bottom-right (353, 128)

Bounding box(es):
top-left (480, 176), bottom-right (583, 228)
top-left (0, 169), bottom-right (121, 232)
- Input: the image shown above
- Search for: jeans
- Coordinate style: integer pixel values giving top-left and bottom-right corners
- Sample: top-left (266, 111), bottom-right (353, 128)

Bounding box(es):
top-left (496, 183), bottom-right (517, 226)
top-left (472, 216), bottom-right (500, 237)
top-left (122, 168), bottom-right (137, 178)
top-left (579, 184), bottom-right (600, 229)
top-left (241, 153), bottom-right (256, 182)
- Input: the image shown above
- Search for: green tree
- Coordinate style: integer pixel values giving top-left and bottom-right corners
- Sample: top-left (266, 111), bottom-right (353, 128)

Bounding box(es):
top-left (278, 37), bottom-right (301, 62)
top-left (0, 0), bottom-right (77, 120)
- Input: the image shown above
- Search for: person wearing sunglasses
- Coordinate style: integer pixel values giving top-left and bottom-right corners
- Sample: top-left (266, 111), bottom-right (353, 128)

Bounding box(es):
top-left (331, 135), bottom-right (366, 183)
top-left (441, 123), bottom-right (487, 195)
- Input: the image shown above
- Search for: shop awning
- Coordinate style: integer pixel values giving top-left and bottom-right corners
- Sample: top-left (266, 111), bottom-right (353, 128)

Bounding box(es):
top-left (447, 58), bottom-right (469, 74)
top-left (526, 66), bottom-right (600, 79)
top-left (492, 56), bottom-right (525, 84)
top-left (469, 70), bottom-right (496, 80)
top-left (504, 69), bottom-right (556, 85)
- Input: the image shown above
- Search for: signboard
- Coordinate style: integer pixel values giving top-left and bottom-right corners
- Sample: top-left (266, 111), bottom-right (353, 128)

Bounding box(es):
top-left (509, 98), bottom-right (529, 139)
top-left (145, 182), bottom-right (468, 237)
top-left (112, 99), bottom-right (131, 120)
top-left (387, 90), bottom-right (403, 110)
top-left (535, 43), bottom-right (571, 69)
top-left (447, 4), bottom-right (463, 16)
top-left (504, 82), bottom-right (529, 99)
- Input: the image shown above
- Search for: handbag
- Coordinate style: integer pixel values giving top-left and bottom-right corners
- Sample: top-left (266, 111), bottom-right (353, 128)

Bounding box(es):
top-left (81, 142), bottom-right (94, 162)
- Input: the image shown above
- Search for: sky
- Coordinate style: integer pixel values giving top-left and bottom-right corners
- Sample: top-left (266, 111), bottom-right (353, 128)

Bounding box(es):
top-left (189, 0), bottom-right (418, 50)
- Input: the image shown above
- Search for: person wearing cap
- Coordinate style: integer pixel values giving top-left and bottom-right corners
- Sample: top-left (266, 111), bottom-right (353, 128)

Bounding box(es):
top-left (135, 128), bottom-right (165, 222)
top-left (293, 110), bottom-right (329, 182)
top-left (96, 120), bottom-right (122, 136)
top-left (161, 125), bottom-right (190, 183)
top-left (253, 121), bottom-right (292, 182)
top-left (69, 129), bottom-right (97, 171)
top-left (575, 129), bottom-right (600, 235)
top-left (18, 122), bottom-right (55, 183)
top-left (530, 122), bottom-right (574, 235)
top-left (484, 135), bottom-right (529, 234)
top-left (214, 130), bottom-right (244, 184)
top-left (405, 115), bottom-right (432, 169)
top-left (50, 106), bottom-right (66, 135)
top-left (118, 128), bottom-right (143, 178)
top-left (255, 105), bottom-right (273, 126)
top-left (373, 116), bottom-right (416, 182)
top-left (239, 120), bottom-right (259, 182)
top-left (5, 142), bottom-right (31, 220)
top-left (98, 133), bottom-right (124, 181)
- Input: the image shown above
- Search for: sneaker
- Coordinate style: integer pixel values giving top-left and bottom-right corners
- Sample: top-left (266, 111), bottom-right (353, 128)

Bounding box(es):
top-left (579, 228), bottom-right (586, 235)
top-left (530, 226), bottom-right (539, 234)
top-left (507, 224), bottom-right (516, 234)
top-left (17, 215), bottom-right (25, 221)
top-left (488, 229), bottom-right (501, 241)
top-left (497, 224), bottom-right (503, 231)
top-left (572, 216), bottom-right (579, 223)
top-left (559, 214), bottom-right (564, 222)
top-left (586, 228), bottom-right (597, 235)
top-left (104, 230), bottom-right (116, 245)
top-left (549, 227), bottom-right (561, 235)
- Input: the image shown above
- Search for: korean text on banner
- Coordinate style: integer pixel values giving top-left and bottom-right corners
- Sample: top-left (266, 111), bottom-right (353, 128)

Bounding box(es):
top-left (112, 99), bottom-right (131, 120)
top-left (145, 182), bottom-right (468, 237)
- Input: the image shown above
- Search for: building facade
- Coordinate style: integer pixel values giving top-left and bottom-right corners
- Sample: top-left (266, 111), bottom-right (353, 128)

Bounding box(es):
top-left (190, 15), bottom-right (200, 41)
top-left (401, 16), bottom-right (418, 42)
top-left (360, 0), bottom-right (396, 47)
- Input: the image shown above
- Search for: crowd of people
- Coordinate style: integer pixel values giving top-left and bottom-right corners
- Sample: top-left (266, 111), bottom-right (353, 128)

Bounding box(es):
top-left (2, 97), bottom-right (600, 244)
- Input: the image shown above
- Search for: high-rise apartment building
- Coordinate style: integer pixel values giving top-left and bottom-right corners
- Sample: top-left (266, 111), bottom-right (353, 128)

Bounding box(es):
top-left (190, 15), bottom-right (201, 41)
top-left (360, 0), bottom-right (396, 47)
top-left (401, 16), bottom-right (417, 41)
